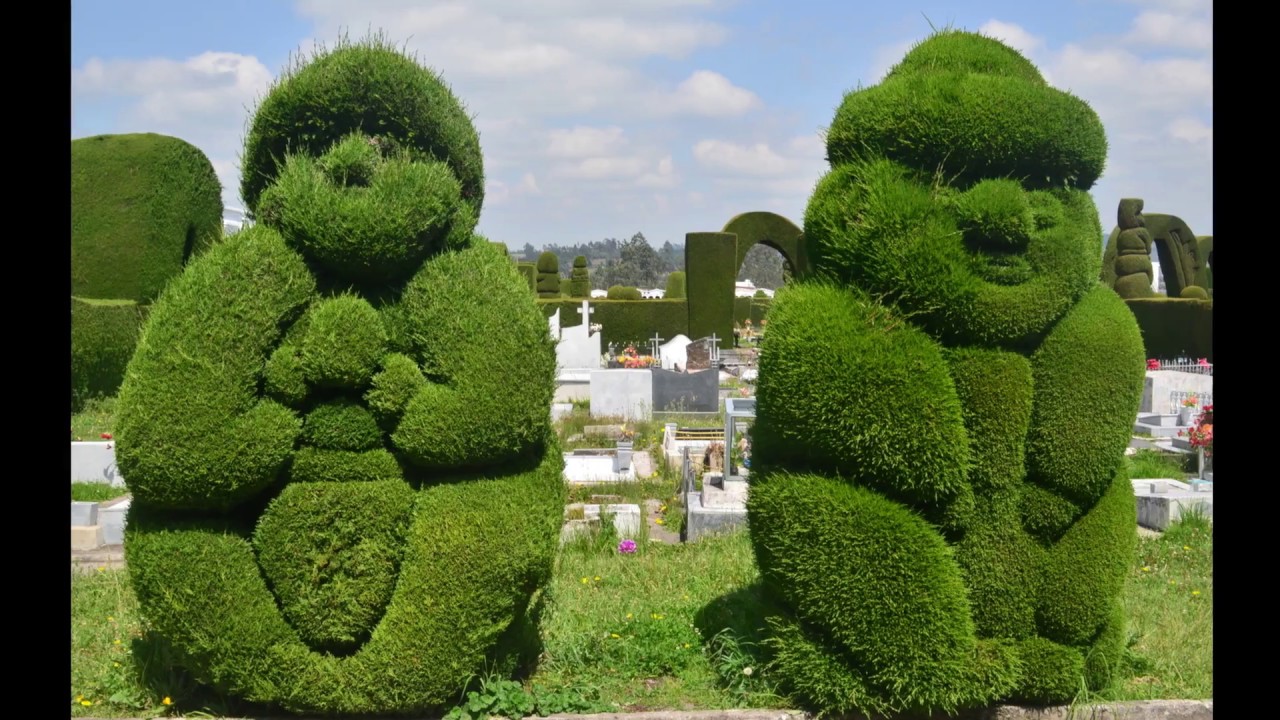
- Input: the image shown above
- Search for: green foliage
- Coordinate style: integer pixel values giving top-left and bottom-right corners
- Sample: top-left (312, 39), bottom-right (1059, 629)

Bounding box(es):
top-left (253, 480), bottom-right (416, 652)
top-left (685, 232), bottom-right (737, 347)
top-left (289, 447), bottom-right (403, 484)
top-left (241, 34), bottom-right (484, 216)
top-left (605, 285), bottom-right (641, 301)
top-left (364, 352), bottom-right (427, 428)
top-left (71, 133), bottom-right (224, 303)
top-left (568, 255), bottom-right (590, 297)
top-left (664, 270), bottom-right (686, 299)
top-left (1025, 286), bottom-right (1146, 507)
top-left (732, 296), bottom-right (770, 326)
top-left (538, 299), bottom-right (688, 349)
top-left (122, 449), bottom-right (565, 714)
top-left (536, 251), bottom-right (561, 297)
top-left (516, 262), bottom-right (537, 293)
top-left (300, 294), bottom-right (388, 390)
top-left (1010, 637), bottom-right (1084, 704)
top-left (1179, 286), bottom-right (1208, 300)
top-left (749, 472), bottom-right (1015, 715)
top-left (393, 245), bottom-right (556, 469)
top-left (443, 677), bottom-right (609, 720)
top-left (301, 400), bottom-right (384, 450)
top-left (71, 299), bottom-right (148, 411)
top-left (829, 31), bottom-right (1106, 191)
top-left (115, 225), bottom-right (314, 510)
top-left (263, 345), bottom-right (308, 407)
top-left (256, 132), bottom-right (471, 286)
top-left (753, 283), bottom-right (972, 512)
top-left (1125, 298), bottom-right (1213, 363)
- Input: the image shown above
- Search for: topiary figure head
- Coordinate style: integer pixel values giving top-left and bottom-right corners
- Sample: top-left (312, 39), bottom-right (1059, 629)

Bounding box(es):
top-left (244, 34), bottom-right (482, 288)
top-left (806, 30), bottom-right (1109, 349)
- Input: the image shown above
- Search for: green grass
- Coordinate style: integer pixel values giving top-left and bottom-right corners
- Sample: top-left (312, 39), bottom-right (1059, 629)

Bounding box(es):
top-left (71, 511), bottom-right (1211, 716)
top-left (71, 483), bottom-right (129, 503)
top-left (72, 396), bottom-right (117, 441)
top-left (1125, 449), bottom-right (1195, 481)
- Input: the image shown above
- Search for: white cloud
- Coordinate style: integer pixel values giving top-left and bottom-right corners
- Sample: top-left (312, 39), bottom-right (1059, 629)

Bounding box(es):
top-left (1167, 117), bottom-right (1212, 144)
top-left (563, 18), bottom-right (727, 58)
top-left (693, 140), bottom-right (789, 176)
top-left (637, 156), bottom-right (679, 189)
top-left (664, 70), bottom-right (761, 117)
top-left (977, 20), bottom-right (1045, 57)
top-left (1125, 11), bottom-right (1212, 49)
top-left (547, 126), bottom-right (627, 158)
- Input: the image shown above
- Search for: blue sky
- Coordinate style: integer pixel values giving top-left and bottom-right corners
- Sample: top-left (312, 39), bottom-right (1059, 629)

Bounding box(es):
top-left (71, 0), bottom-right (1212, 250)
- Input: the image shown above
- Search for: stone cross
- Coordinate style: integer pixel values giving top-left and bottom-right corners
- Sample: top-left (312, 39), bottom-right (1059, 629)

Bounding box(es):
top-left (708, 333), bottom-right (720, 364)
top-left (649, 332), bottom-right (664, 360)
top-left (577, 300), bottom-right (594, 320)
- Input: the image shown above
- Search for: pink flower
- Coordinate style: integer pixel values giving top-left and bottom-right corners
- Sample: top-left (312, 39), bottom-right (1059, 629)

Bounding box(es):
top-left (1146, 359), bottom-right (1161, 371)
top-left (1197, 358), bottom-right (1210, 367)
top-left (618, 539), bottom-right (637, 554)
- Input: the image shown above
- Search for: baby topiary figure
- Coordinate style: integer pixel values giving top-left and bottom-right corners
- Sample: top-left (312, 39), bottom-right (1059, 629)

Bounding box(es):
top-left (114, 36), bottom-right (563, 715)
top-left (749, 30), bottom-right (1145, 716)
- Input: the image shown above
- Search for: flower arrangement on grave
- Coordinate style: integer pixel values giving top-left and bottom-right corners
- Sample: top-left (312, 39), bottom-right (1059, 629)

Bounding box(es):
top-left (1182, 394), bottom-right (1199, 408)
top-left (1197, 358), bottom-right (1210, 367)
top-left (1147, 358), bottom-right (1161, 371)
top-left (1182, 404), bottom-right (1213, 457)
top-left (618, 344), bottom-right (656, 368)
top-left (749, 30), bottom-right (1143, 716)
top-left (110, 35), bottom-right (564, 715)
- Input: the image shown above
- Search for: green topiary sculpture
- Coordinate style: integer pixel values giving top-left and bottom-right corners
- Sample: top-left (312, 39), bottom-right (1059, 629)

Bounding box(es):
top-left (536, 251), bottom-right (561, 297)
top-left (568, 255), bottom-right (590, 297)
top-left (749, 30), bottom-right (1144, 717)
top-left (71, 133), bottom-right (224, 409)
top-left (607, 285), bottom-right (642, 301)
top-left (114, 34), bottom-right (564, 716)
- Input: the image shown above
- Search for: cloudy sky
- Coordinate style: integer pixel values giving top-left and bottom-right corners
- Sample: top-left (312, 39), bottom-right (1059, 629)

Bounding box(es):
top-left (71, 0), bottom-right (1212, 250)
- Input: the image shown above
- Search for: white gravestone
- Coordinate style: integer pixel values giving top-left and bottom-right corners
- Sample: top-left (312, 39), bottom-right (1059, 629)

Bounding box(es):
top-left (550, 301), bottom-right (604, 372)
top-left (658, 334), bottom-right (692, 371)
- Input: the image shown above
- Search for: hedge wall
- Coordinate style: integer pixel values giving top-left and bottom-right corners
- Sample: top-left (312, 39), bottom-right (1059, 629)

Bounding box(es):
top-left (685, 232), bottom-right (737, 348)
top-left (538, 298), bottom-right (688, 348)
top-left (664, 270), bottom-right (686, 299)
top-left (71, 133), bottom-right (224, 303)
top-left (516, 262), bottom-right (537, 293)
top-left (733, 296), bottom-right (770, 326)
top-left (71, 298), bottom-right (149, 410)
top-left (1125, 298), bottom-right (1213, 362)
top-left (568, 256), bottom-right (590, 298)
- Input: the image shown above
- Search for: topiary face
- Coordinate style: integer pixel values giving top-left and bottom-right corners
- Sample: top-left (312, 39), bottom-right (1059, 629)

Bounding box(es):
top-left (807, 30), bottom-right (1107, 348)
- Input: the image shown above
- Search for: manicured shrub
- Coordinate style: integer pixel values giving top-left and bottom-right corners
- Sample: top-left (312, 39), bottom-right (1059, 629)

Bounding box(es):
top-left (72, 133), bottom-right (224, 303)
top-left (516, 262), bottom-right (537, 293)
top-left (116, 36), bottom-right (564, 715)
top-left (664, 270), bottom-right (686, 299)
top-left (1124, 297), bottom-right (1213, 362)
top-left (71, 132), bottom-right (223, 406)
top-left (606, 285), bottom-right (642, 301)
top-left (749, 30), bottom-right (1144, 715)
top-left (685, 232), bottom-right (737, 347)
top-left (536, 251), bottom-right (561, 297)
top-left (71, 299), bottom-right (148, 411)
top-left (732, 296), bottom-right (770, 326)
top-left (568, 255), bottom-right (590, 297)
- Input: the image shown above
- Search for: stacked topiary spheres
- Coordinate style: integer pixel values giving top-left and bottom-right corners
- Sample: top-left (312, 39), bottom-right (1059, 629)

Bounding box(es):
top-left (536, 251), bottom-right (562, 297)
top-left (115, 35), bottom-right (564, 715)
top-left (71, 133), bottom-right (223, 409)
top-left (568, 255), bottom-right (591, 297)
top-left (749, 30), bottom-right (1145, 717)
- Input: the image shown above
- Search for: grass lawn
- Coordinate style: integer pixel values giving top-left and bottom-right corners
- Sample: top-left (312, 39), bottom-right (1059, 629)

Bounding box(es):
top-left (71, 482), bottom-right (129, 503)
top-left (72, 396), bottom-right (116, 441)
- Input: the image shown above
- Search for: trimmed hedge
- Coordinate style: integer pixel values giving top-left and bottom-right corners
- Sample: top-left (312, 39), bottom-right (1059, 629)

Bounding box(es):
top-left (537, 298), bottom-right (689, 349)
top-left (536, 251), bottom-right (561, 297)
top-left (606, 285), bottom-right (641, 300)
top-left (664, 270), bottom-right (686, 299)
top-left (568, 255), bottom-right (590, 297)
top-left (71, 133), bottom-right (224, 303)
top-left (117, 36), bottom-right (564, 715)
top-left (241, 35), bottom-right (484, 217)
top-left (750, 30), bottom-right (1142, 715)
top-left (516, 262), bottom-right (537, 293)
top-left (71, 298), bottom-right (148, 411)
top-left (1125, 298), bottom-right (1213, 362)
top-left (732, 296), bottom-right (769, 326)
top-left (685, 232), bottom-right (737, 348)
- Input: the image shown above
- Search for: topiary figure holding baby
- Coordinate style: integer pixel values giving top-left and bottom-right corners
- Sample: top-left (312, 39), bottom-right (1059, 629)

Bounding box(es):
top-left (114, 36), bottom-right (564, 715)
top-left (749, 31), bottom-right (1145, 716)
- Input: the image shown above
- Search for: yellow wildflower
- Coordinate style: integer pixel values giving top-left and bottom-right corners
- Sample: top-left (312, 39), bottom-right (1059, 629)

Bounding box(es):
top-left (80, 700), bottom-right (92, 707)
top-left (1141, 566), bottom-right (1150, 572)
top-left (594, 576), bottom-right (601, 582)
top-left (1183, 546), bottom-right (1191, 550)
top-left (655, 518), bottom-right (665, 525)
top-left (1192, 590), bottom-right (1201, 596)
top-left (162, 696), bottom-right (173, 706)
top-left (626, 613), bottom-right (633, 619)
top-left (610, 633), bottom-right (621, 639)
top-left (581, 577), bottom-right (589, 584)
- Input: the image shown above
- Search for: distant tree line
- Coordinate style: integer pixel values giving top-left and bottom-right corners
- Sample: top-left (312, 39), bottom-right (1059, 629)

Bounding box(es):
top-left (513, 231), bottom-right (788, 291)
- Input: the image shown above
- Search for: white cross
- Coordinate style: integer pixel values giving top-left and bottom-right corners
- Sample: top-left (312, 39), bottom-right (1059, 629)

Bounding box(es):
top-left (708, 333), bottom-right (720, 363)
top-left (649, 332), bottom-right (664, 359)
top-left (577, 300), bottom-right (594, 320)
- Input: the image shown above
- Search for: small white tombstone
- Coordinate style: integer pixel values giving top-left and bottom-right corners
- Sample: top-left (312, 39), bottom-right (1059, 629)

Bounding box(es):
top-left (659, 334), bottom-right (692, 370)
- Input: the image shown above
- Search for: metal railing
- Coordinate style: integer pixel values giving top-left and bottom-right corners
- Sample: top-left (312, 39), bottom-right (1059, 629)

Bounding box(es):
top-left (1150, 358), bottom-right (1213, 376)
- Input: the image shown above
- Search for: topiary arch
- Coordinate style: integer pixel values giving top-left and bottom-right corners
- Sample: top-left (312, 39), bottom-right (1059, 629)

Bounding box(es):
top-left (686, 211), bottom-right (807, 347)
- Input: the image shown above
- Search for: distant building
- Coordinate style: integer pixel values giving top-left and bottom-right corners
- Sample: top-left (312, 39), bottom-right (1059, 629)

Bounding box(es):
top-left (640, 288), bottom-right (665, 299)
top-left (734, 280), bottom-right (774, 298)
top-left (590, 289), bottom-right (608, 299)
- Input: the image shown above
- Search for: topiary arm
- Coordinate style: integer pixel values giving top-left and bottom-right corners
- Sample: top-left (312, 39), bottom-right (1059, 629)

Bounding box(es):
top-left (392, 244), bottom-right (557, 470)
top-left (114, 226), bottom-right (316, 510)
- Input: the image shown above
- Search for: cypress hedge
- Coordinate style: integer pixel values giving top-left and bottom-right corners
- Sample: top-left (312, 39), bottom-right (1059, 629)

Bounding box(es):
top-left (748, 30), bottom-right (1144, 715)
top-left (115, 36), bottom-right (564, 715)
top-left (536, 251), bottom-right (561, 297)
top-left (71, 298), bottom-right (148, 410)
top-left (664, 270), bottom-right (686, 299)
top-left (1125, 297), bottom-right (1213, 362)
top-left (568, 255), bottom-right (590, 297)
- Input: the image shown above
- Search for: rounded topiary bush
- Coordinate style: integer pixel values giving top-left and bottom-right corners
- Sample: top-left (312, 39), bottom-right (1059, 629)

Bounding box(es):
top-left (664, 270), bottom-right (686, 299)
top-left (116, 35), bottom-right (564, 716)
top-left (71, 132), bottom-right (224, 409)
top-left (749, 29), bottom-right (1144, 717)
top-left (536, 251), bottom-right (561, 297)
top-left (607, 285), bottom-right (642, 301)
